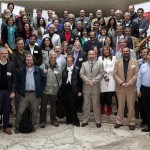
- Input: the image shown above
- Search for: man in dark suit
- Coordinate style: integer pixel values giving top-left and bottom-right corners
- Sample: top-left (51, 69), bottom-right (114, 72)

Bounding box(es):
top-left (25, 35), bottom-right (43, 66)
top-left (69, 41), bottom-right (87, 112)
top-left (133, 8), bottom-right (149, 41)
top-left (60, 10), bottom-right (69, 25)
top-left (0, 47), bottom-right (16, 135)
top-left (83, 31), bottom-right (102, 53)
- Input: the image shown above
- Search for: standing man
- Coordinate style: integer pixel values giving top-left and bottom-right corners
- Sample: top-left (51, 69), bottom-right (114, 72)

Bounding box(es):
top-left (80, 50), bottom-right (104, 128)
top-left (113, 47), bottom-right (139, 130)
top-left (128, 5), bottom-right (138, 21)
top-left (137, 50), bottom-right (150, 133)
top-left (15, 54), bottom-right (46, 134)
top-left (40, 52), bottom-right (61, 128)
top-left (0, 47), bottom-right (16, 135)
top-left (137, 47), bottom-right (149, 127)
top-left (69, 41), bottom-right (87, 112)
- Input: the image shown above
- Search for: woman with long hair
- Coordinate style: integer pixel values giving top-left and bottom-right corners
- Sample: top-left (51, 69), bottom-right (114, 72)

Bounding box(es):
top-left (36, 17), bottom-right (47, 39)
top-left (81, 27), bottom-right (90, 45)
top-left (104, 36), bottom-right (116, 55)
top-left (1, 17), bottom-right (17, 51)
top-left (107, 17), bottom-right (117, 37)
top-left (19, 23), bottom-right (32, 41)
top-left (98, 45), bottom-right (116, 116)
top-left (41, 37), bottom-right (53, 64)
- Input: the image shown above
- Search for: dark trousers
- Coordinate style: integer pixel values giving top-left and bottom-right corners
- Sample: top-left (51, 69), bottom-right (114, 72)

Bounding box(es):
top-left (0, 90), bottom-right (11, 128)
top-left (40, 94), bottom-right (57, 123)
top-left (100, 92), bottom-right (113, 106)
top-left (138, 96), bottom-right (147, 123)
top-left (76, 96), bottom-right (83, 111)
top-left (63, 84), bottom-right (79, 124)
top-left (141, 86), bottom-right (150, 126)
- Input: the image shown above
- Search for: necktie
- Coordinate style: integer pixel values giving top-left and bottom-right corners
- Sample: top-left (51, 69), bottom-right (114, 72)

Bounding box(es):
top-left (90, 62), bottom-right (93, 72)
top-left (116, 36), bottom-right (120, 52)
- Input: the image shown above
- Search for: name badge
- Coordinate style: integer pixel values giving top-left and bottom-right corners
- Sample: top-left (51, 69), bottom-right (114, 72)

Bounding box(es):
top-left (71, 38), bottom-right (73, 41)
top-left (54, 71), bottom-right (59, 74)
top-left (34, 51), bottom-right (38, 54)
top-left (35, 43), bottom-right (38, 46)
top-left (6, 72), bottom-right (12, 76)
top-left (84, 21), bottom-right (87, 24)
top-left (131, 65), bottom-right (136, 68)
top-left (79, 58), bottom-right (83, 61)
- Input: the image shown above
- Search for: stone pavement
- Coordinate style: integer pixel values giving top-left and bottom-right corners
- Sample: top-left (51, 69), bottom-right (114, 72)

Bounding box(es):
top-left (0, 115), bottom-right (150, 150)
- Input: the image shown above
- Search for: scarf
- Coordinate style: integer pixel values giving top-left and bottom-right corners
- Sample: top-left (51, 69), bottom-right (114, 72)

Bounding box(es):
top-left (66, 65), bottom-right (74, 84)
top-left (7, 25), bottom-right (16, 50)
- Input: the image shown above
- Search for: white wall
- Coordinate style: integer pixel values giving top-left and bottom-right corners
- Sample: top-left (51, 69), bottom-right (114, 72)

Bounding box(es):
top-left (1, 2), bottom-right (25, 15)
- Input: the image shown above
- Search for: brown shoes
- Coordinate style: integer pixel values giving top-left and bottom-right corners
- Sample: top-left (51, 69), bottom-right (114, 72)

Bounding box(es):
top-left (3, 128), bottom-right (12, 135)
top-left (114, 124), bottom-right (123, 128)
top-left (81, 123), bottom-right (88, 127)
top-left (129, 125), bottom-right (135, 130)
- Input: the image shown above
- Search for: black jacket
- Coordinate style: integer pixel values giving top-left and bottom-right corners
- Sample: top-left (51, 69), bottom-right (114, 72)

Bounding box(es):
top-left (62, 66), bottom-right (82, 95)
top-left (0, 61), bottom-right (16, 92)
top-left (25, 45), bottom-right (43, 66)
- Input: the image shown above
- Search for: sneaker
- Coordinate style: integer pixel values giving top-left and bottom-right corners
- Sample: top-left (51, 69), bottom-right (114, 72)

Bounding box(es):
top-left (52, 121), bottom-right (59, 127)
top-left (40, 123), bottom-right (46, 128)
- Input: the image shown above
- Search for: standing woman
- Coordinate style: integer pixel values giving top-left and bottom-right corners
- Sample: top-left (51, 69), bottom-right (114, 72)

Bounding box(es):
top-left (107, 18), bottom-right (117, 37)
top-left (98, 45), bottom-right (116, 116)
top-left (41, 37), bottom-right (53, 64)
top-left (1, 17), bottom-right (17, 51)
top-left (91, 45), bottom-right (101, 60)
top-left (36, 18), bottom-right (47, 39)
top-left (62, 55), bottom-right (82, 126)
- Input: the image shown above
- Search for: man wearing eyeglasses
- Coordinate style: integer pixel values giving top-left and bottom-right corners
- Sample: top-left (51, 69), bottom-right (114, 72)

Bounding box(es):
top-left (0, 47), bottom-right (16, 135)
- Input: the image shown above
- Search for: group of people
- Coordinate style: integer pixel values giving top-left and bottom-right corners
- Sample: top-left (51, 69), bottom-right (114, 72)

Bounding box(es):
top-left (0, 2), bottom-right (150, 135)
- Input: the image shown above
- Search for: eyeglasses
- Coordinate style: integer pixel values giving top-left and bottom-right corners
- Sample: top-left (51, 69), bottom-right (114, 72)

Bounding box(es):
top-left (69, 18), bottom-right (74, 20)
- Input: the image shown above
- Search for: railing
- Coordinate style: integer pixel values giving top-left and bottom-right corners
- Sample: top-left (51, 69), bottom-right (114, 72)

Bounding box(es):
top-left (136, 36), bottom-right (150, 51)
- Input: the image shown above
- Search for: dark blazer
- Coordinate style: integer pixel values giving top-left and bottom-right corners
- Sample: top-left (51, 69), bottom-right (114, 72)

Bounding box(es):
top-left (16, 66), bottom-right (46, 98)
top-left (122, 20), bottom-right (139, 38)
top-left (62, 66), bottom-right (82, 95)
top-left (25, 45), bottom-right (43, 66)
top-left (69, 50), bottom-right (87, 68)
top-left (60, 32), bottom-right (80, 46)
top-left (131, 12), bottom-right (138, 21)
top-left (0, 61), bottom-right (16, 92)
top-left (10, 50), bottom-right (31, 71)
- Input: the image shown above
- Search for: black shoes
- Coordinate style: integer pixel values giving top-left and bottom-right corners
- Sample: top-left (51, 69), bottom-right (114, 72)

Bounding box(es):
top-left (114, 124), bottom-right (123, 128)
top-left (40, 123), bottom-right (46, 128)
top-left (141, 127), bottom-right (150, 132)
top-left (52, 121), bottom-right (59, 127)
top-left (81, 123), bottom-right (88, 127)
top-left (15, 128), bottom-right (20, 134)
top-left (96, 123), bottom-right (101, 128)
top-left (73, 122), bottom-right (80, 127)
top-left (129, 125), bottom-right (135, 130)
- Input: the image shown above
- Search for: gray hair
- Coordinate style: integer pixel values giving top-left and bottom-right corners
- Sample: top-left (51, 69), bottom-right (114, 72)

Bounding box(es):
top-left (49, 51), bottom-right (57, 58)
top-left (124, 12), bottom-right (131, 17)
top-left (0, 47), bottom-right (8, 52)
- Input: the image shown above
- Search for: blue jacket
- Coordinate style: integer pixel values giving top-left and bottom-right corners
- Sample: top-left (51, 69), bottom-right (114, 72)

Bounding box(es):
top-left (17, 66), bottom-right (47, 98)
